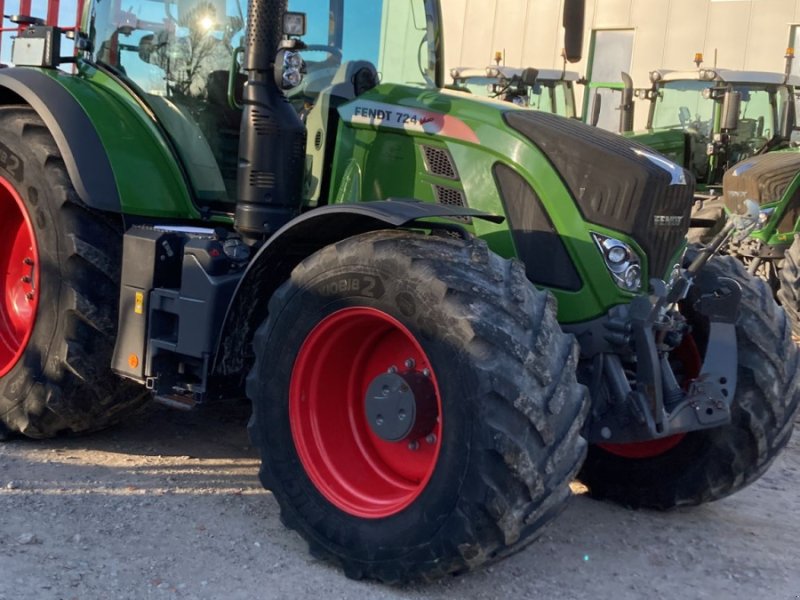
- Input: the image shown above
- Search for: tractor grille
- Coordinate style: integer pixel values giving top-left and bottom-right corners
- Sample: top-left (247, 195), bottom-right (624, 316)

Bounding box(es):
top-left (422, 145), bottom-right (458, 180)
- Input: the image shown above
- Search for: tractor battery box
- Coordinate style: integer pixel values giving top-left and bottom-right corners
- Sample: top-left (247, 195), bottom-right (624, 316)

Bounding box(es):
top-left (112, 228), bottom-right (186, 382)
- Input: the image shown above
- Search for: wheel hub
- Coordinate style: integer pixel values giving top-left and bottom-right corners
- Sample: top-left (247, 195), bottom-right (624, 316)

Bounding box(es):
top-left (289, 306), bottom-right (443, 518)
top-left (364, 371), bottom-right (437, 442)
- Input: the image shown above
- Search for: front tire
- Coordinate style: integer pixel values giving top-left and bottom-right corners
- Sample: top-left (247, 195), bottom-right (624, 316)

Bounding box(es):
top-left (777, 234), bottom-right (800, 337)
top-left (246, 230), bottom-right (589, 582)
top-left (579, 251), bottom-right (800, 509)
top-left (0, 106), bottom-right (148, 437)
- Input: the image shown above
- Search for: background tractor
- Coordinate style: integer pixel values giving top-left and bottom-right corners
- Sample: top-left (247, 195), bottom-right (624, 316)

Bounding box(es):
top-left (448, 62), bottom-right (580, 118)
top-left (0, 0), bottom-right (798, 584)
top-left (625, 58), bottom-right (800, 334)
top-left (630, 58), bottom-right (799, 191)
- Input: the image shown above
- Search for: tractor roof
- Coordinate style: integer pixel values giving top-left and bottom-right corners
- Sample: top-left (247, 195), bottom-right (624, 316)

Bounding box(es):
top-left (450, 66), bottom-right (580, 83)
top-left (652, 68), bottom-right (800, 87)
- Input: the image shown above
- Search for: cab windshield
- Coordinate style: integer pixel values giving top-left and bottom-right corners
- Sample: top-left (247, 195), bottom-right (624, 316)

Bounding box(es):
top-left (652, 80), bottom-right (782, 149)
top-left (85, 0), bottom-right (442, 202)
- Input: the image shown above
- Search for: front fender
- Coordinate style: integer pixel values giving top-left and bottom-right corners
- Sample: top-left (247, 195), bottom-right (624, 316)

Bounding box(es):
top-left (213, 200), bottom-right (502, 375)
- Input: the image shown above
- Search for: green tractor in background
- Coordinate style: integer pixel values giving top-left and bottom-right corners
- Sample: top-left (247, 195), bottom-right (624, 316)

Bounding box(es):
top-left (631, 60), bottom-right (799, 190)
top-left (626, 57), bottom-right (800, 333)
top-left (448, 61), bottom-right (581, 118)
top-left (1, 0), bottom-right (798, 583)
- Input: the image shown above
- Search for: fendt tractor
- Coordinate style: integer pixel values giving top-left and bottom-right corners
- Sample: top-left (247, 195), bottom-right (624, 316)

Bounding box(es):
top-left (628, 57), bottom-right (800, 336)
top-left (1, 0), bottom-right (798, 583)
top-left (631, 56), bottom-right (799, 189)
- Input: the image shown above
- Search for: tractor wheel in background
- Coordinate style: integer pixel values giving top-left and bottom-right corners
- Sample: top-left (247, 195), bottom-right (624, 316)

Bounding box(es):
top-left (579, 250), bottom-right (800, 509)
top-left (0, 106), bottom-right (148, 438)
top-left (777, 233), bottom-right (800, 338)
top-left (246, 230), bottom-right (589, 582)
top-left (686, 196), bottom-right (726, 245)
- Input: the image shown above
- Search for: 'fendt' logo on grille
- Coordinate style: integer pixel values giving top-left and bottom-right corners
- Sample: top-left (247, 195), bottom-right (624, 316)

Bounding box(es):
top-left (653, 215), bottom-right (684, 227)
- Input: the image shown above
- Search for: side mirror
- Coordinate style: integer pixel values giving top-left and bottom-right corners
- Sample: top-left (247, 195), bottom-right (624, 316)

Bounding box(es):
top-left (590, 92), bottom-right (602, 127)
top-left (563, 0), bottom-right (585, 63)
top-left (721, 89), bottom-right (741, 131)
top-left (520, 68), bottom-right (539, 87)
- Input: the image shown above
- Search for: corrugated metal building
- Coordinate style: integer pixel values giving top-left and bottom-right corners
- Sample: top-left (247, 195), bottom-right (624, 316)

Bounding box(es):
top-left (443, 0), bottom-right (800, 128)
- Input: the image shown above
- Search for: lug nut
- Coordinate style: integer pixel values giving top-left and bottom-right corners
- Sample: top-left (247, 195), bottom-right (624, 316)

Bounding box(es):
top-left (21, 276), bottom-right (31, 284)
top-left (425, 433), bottom-right (437, 444)
top-left (404, 358), bottom-right (415, 369)
top-left (23, 258), bottom-right (34, 266)
top-left (408, 440), bottom-right (419, 451)
top-left (422, 368), bottom-right (431, 377)
top-left (387, 365), bottom-right (398, 374)
top-left (25, 292), bottom-right (34, 301)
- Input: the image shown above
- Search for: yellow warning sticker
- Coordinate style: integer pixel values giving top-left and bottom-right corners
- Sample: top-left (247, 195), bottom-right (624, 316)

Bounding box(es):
top-left (134, 292), bottom-right (144, 315)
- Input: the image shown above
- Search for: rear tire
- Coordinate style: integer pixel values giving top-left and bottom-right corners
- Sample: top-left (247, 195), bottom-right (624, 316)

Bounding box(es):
top-left (0, 106), bottom-right (148, 437)
top-left (579, 251), bottom-right (800, 508)
top-left (247, 230), bottom-right (589, 582)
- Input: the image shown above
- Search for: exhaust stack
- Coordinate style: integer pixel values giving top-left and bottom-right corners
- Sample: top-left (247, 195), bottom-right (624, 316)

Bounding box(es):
top-left (235, 0), bottom-right (306, 241)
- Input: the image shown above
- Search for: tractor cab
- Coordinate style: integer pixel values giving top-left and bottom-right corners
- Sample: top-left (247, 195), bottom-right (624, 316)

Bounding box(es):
top-left (84, 0), bottom-right (442, 206)
top-left (448, 64), bottom-right (580, 118)
top-left (636, 66), bottom-right (799, 187)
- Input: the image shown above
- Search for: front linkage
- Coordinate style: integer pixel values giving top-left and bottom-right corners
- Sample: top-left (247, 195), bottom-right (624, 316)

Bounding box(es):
top-left (575, 211), bottom-right (757, 445)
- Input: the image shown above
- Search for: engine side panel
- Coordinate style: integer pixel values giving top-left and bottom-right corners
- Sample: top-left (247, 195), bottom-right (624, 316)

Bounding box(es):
top-left (327, 84), bottom-right (690, 323)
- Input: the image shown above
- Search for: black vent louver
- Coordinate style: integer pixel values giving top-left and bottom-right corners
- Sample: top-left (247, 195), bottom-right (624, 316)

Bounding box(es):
top-left (422, 145), bottom-right (459, 180)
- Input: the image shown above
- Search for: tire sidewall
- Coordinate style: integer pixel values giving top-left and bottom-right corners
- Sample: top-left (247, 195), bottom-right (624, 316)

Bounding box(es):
top-left (0, 131), bottom-right (63, 406)
top-left (255, 261), bottom-right (482, 562)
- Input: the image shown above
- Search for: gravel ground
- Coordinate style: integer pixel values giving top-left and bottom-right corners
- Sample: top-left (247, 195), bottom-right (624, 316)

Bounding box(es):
top-left (1, 401), bottom-right (798, 600)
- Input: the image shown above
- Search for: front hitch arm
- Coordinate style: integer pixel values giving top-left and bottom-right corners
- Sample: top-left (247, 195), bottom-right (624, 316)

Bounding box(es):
top-left (588, 272), bottom-right (741, 445)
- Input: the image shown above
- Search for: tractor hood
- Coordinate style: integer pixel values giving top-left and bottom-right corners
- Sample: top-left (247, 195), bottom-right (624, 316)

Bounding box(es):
top-left (504, 110), bottom-right (695, 280)
top-left (723, 151), bottom-right (800, 211)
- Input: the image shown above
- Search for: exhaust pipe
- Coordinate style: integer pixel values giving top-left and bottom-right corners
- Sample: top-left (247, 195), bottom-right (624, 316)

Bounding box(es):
top-left (235, 0), bottom-right (306, 241)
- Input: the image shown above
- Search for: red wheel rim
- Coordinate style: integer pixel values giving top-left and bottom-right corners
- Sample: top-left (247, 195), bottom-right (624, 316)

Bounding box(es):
top-left (598, 334), bottom-right (702, 459)
top-left (289, 307), bottom-right (443, 518)
top-left (0, 175), bottom-right (39, 377)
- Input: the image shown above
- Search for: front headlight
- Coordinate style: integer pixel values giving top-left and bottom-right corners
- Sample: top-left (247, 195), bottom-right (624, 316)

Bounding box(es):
top-left (592, 233), bottom-right (643, 292)
top-left (275, 49), bottom-right (306, 90)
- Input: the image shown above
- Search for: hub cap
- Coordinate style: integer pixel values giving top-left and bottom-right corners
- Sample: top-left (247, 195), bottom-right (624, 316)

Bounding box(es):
top-left (289, 307), bottom-right (443, 518)
top-left (0, 176), bottom-right (38, 377)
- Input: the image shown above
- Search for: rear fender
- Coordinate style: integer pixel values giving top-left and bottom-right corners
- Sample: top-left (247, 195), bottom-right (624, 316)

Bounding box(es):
top-left (0, 67), bottom-right (119, 212)
top-left (0, 66), bottom-right (198, 218)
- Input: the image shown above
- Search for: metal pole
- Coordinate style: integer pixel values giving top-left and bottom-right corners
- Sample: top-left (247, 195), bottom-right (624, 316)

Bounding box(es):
top-left (46, 0), bottom-right (59, 25)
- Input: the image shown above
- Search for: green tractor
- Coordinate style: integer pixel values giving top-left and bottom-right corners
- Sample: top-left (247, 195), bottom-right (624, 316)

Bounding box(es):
top-left (448, 63), bottom-right (580, 117)
top-left (630, 60), bottom-right (799, 190)
top-left (626, 60), bottom-right (800, 333)
top-left (1, 0), bottom-right (798, 583)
